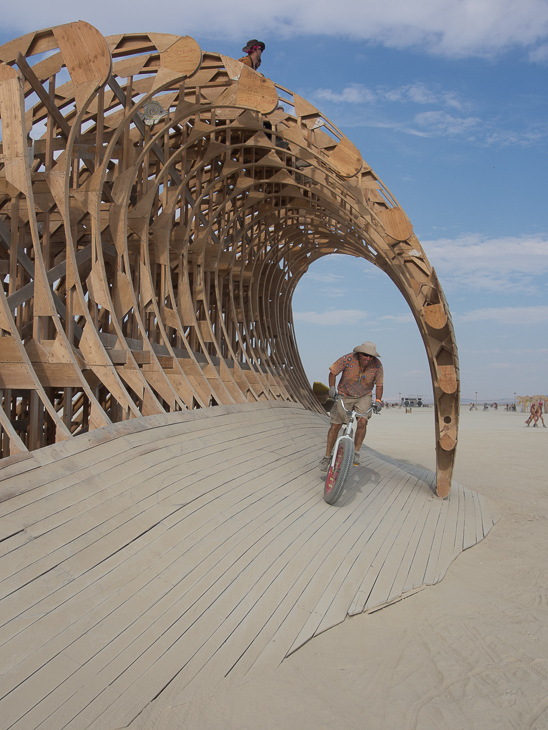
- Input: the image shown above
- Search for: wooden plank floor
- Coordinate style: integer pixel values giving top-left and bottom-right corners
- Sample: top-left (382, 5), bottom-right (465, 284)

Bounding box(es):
top-left (0, 402), bottom-right (497, 730)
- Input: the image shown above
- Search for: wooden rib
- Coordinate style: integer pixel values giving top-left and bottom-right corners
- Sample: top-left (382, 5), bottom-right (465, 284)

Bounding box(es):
top-left (1, 23), bottom-right (459, 498)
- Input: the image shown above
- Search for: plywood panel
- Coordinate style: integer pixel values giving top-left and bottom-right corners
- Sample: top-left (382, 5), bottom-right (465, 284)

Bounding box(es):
top-left (0, 405), bottom-right (494, 728)
top-left (0, 23), bottom-right (459, 500)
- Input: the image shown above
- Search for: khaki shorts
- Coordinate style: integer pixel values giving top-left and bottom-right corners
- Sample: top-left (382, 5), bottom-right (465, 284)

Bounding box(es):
top-left (330, 394), bottom-right (373, 424)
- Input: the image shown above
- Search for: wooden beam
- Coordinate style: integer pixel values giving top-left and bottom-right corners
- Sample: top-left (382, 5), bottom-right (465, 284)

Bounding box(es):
top-left (0, 25), bottom-right (460, 496)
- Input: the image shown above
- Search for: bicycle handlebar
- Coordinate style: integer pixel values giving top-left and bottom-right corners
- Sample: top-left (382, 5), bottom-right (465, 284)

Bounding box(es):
top-left (333, 394), bottom-right (379, 417)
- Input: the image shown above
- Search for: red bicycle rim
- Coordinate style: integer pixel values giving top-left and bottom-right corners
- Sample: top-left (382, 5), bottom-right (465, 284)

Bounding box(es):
top-left (325, 443), bottom-right (345, 496)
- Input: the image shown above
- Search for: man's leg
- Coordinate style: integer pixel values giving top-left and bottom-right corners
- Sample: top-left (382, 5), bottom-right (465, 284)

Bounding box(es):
top-left (319, 422), bottom-right (342, 471)
top-left (354, 417), bottom-right (367, 452)
top-left (326, 423), bottom-right (342, 456)
top-left (352, 395), bottom-right (372, 457)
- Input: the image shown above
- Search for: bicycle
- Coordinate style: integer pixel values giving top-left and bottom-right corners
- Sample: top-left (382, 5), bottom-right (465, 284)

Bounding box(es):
top-left (324, 396), bottom-right (378, 505)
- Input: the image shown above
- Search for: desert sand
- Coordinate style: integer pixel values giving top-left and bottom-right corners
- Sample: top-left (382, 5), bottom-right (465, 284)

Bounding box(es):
top-left (175, 406), bottom-right (548, 730)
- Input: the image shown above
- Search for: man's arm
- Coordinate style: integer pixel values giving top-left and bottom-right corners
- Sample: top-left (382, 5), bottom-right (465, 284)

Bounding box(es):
top-left (373, 384), bottom-right (384, 413)
top-left (328, 371), bottom-right (337, 398)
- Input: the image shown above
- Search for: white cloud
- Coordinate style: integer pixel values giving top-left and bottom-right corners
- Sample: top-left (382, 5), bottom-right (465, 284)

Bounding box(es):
top-left (529, 43), bottom-right (548, 62)
top-left (314, 82), bottom-right (466, 110)
top-left (311, 82), bottom-right (546, 147)
top-left (2, 0), bottom-right (548, 60)
top-left (466, 347), bottom-right (548, 355)
top-left (424, 234), bottom-right (548, 292)
top-left (317, 108), bottom-right (547, 147)
top-left (483, 127), bottom-right (547, 147)
top-left (379, 313), bottom-right (414, 323)
top-left (455, 306), bottom-right (548, 324)
top-left (383, 83), bottom-right (465, 109)
top-left (305, 272), bottom-right (344, 283)
top-left (487, 359), bottom-right (547, 373)
top-left (293, 309), bottom-right (369, 325)
top-left (413, 110), bottom-right (481, 137)
top-left (315, 84), bottom-right (376, 104)
top-left (293, 309), bottom-right (414, 326)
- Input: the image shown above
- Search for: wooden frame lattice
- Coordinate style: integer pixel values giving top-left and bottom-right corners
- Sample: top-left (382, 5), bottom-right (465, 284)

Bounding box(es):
top-left (0, 22), bottom-right (459, 496)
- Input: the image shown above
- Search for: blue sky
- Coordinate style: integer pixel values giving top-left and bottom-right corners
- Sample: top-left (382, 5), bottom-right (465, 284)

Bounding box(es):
top-left (2, 1), bottom-right (547, 402)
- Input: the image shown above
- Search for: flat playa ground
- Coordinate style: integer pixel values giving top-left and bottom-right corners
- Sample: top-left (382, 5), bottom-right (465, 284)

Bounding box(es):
top-left (181, 406), bottom-right (548, 730)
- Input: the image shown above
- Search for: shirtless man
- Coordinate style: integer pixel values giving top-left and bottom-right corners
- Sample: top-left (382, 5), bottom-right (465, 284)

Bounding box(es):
top-left (534, 400), bottom-right (546, 427)
top-left (525, 401), bottom-right (536, 427)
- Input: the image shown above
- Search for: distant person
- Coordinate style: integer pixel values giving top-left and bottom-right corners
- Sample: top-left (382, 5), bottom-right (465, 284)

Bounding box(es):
top-left (534, 401), bottom-right (546, 428)
top-left (319, 342), bottom-right (383, 471)
top-left (238, 39), bottom-right (265, 70)
top-left (525, 402), bottom-right (536, 427)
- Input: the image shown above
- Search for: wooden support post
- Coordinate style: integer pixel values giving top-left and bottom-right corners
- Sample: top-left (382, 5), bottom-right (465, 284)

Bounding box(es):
top-left (0, 25), bottom-right (459, 494)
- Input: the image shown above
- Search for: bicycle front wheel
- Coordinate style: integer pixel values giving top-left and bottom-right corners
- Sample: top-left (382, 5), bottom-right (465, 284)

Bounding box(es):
top-left (324, 436), bottom-right (354, 505)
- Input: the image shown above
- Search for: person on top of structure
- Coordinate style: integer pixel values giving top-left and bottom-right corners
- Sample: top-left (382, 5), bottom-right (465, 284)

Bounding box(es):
top-left (319, 342), bottom-right (384, 471)
top-left (238, 39), bottom-right (265, 70)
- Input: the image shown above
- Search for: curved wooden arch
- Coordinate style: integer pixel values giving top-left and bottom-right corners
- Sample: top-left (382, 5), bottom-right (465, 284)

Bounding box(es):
top-left (0, 24), bottom-right (459, 496)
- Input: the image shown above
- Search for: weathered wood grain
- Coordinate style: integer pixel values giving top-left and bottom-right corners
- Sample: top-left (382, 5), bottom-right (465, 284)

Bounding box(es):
top-left (0, 23), bottom-right (459, 499)
top-left (0, 404), bottom-right (495, 729)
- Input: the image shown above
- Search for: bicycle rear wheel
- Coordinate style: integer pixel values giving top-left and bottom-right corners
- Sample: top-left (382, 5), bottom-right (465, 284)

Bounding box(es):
top-left (324, 436), bottom-right (354, 505)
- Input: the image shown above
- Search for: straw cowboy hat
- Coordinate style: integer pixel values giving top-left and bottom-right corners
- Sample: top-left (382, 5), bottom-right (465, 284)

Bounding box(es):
top-left (353, 342), bottom-right (381, 358)
top-left (242, 39), bottom-right (266, 52)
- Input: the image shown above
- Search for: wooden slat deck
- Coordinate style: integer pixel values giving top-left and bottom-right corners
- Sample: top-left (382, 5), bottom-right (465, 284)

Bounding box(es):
top-left (0, 402), bottom-right (497, 730)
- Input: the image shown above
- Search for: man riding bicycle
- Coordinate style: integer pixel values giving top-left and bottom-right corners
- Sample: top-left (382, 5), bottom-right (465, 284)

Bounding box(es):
top-left (319, 342), bottom-right (384, 471)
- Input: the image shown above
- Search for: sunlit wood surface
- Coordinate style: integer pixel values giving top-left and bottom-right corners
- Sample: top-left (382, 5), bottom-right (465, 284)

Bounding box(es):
top-left (0, 22), bottom-right (460, 496)
top-left (0, 403), bottom-right (496, 729)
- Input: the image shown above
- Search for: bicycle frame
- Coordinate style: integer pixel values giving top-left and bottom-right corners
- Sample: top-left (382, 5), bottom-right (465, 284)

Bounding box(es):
top-left (332, 398), bottom-right (373, 455)
top-left (324, 397), bottom-right (375, 504)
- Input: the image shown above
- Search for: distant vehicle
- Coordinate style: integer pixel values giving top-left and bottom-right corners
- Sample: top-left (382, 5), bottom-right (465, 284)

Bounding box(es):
top-left (401, 396), bottom-right (423, 407)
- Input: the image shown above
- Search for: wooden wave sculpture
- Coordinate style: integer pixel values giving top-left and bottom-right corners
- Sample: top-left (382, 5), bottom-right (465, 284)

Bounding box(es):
top-left (0, 22), bottom-right (459, 497)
